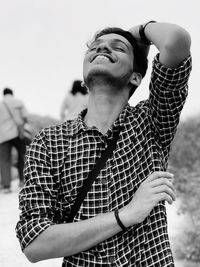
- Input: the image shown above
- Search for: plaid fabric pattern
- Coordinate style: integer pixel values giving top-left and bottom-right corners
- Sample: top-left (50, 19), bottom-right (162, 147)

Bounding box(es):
top-left (16, 54), bottom-right (192, 267)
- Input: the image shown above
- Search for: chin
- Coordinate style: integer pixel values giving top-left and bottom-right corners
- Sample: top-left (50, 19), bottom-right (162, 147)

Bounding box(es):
top-left (84, 71), bottom-right (116, 87)
top-left (85, 65), bottom-right (116, 80)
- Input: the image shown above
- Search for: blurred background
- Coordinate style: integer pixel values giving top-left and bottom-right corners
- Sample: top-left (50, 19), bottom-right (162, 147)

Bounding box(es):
top-left (0, 0), bottom-right (199, 266)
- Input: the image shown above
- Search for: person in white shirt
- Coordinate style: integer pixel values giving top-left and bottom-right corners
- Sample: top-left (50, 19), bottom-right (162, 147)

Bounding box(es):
top-left (0, 88), bottom-right (28, 193)
top-left (60, 80), bottom-right (88, 121)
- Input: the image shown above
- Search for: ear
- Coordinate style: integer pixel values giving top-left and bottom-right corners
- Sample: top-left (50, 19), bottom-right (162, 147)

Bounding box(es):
top-left (129, 72), bottom-right (142, 87)
top-left (81, 80), bottom-right (89, 91)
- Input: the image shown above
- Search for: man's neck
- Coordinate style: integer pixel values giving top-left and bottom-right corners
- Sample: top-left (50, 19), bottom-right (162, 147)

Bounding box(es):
top-left (84, 88), bottom-right (128, 134)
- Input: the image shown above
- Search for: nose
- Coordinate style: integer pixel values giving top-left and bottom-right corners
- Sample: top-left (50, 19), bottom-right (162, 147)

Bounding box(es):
top-left (96, 42), bottom-right (111, 53)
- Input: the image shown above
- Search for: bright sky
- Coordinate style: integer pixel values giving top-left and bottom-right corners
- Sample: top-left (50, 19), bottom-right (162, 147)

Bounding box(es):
top-left (0, 0), bottom-right (199, 120)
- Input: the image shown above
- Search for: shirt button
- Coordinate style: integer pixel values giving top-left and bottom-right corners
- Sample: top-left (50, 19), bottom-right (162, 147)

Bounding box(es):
top-left (109, 256), bottom-right (115, 263)
top-left (102, 178), bottom-right (107, 184)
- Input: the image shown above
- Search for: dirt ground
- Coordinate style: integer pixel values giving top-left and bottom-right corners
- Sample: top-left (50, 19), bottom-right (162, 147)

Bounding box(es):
top-left (0, 179), bottom-right (186, 267)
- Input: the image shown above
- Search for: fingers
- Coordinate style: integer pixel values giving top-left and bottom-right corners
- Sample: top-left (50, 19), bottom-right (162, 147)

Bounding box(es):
top-left (145, 171), bottom-right (174, 183)
top-left (155, 192), bottom-right (174, 205)
top-left (151, 177), bottom-right (175, 191)
top-left (144, 171), bottom-right (176, 205)
top-left (153, 185), bottom-right (176, 202)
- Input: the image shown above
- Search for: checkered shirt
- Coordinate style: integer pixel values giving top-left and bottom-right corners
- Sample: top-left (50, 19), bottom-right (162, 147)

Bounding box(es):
top-left (16, 54), bottom-right (192, 266)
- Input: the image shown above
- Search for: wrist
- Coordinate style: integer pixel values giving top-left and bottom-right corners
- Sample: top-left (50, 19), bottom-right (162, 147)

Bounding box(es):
top-left (118, 206), bottom-right (140, 228)
top-left (114, 209), bottom-right (127, 231)
top-left (139, 21), bottom-right (157, 45)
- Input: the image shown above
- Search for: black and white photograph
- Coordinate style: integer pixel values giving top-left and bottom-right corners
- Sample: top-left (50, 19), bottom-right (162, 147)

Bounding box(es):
top-left (0, 1), bottom-right (199, 266)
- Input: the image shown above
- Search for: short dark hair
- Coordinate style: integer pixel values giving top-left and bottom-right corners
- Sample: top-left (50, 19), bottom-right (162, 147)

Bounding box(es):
top-left (70, 80), bottom-right (88, 95)
top-left (92, 27), bottom-right (148, 97)
top-left (3, 88), bottom-right (13, 96)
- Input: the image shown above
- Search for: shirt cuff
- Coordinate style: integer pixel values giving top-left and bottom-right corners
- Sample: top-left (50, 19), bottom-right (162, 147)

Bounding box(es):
top-left (16, 219), bottom-right (53, 251)
top-left (152, 54), bottom-right (192, 91)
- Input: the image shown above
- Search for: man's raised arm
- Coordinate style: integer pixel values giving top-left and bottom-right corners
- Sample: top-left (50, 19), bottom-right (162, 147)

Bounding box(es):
top-left (129, 22), bottom-right (191, 68)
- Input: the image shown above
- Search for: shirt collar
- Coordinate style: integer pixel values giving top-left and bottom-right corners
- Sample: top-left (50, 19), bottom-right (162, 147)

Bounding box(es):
top-left (113, 103), bottom-right (132, 129)
top-left (65, 104), bottom-right (133, 137)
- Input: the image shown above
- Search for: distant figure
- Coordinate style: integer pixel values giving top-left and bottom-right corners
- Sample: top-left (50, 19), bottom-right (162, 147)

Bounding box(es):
top-left (60, 80), bottom-right (88, 121)
top-left (0, 88), bottom-right (28, 193)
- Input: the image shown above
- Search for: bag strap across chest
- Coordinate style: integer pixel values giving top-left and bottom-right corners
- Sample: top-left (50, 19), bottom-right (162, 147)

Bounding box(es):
top-left (67, 129), bottom-right (120, 223)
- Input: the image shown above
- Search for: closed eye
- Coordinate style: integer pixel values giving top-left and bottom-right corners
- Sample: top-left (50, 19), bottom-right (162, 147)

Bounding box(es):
top-left (113, 46), bottom-right (125, 52)
top-left (90, 47), bottom-right (96, 51)
top-left (85, 47), bottom-right (95, 54)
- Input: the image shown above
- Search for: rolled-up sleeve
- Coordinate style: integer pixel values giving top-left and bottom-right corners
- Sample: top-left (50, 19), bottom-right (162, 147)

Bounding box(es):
top-left (15, 130), bottom-right (60, 251)
top-left (149, 54), bottom-right (192, 149)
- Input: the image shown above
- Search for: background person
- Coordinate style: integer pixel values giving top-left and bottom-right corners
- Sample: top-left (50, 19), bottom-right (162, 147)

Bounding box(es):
top-left (0, 88), bottom-right (28, 193)
top-left (16, 21), bottom-right (192, 266)
top-left (60, 80), bottom-right (88, 121)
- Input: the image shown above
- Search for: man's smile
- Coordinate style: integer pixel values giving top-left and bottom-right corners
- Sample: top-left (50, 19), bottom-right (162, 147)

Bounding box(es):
top-left (90, 53), bottom-right (115, 63)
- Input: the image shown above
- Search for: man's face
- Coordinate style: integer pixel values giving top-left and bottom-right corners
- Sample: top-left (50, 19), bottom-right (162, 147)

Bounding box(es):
top-left (83, 33), bottom-right (134, 88)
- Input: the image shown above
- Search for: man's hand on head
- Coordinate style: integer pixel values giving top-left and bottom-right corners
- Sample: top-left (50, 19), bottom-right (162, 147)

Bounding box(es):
top-left (129, 25), bottom-right (150, 58)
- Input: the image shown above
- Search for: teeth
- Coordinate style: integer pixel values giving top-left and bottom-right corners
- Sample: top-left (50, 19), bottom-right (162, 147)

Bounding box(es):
top-left (95, 55), bottom-right (110, 61)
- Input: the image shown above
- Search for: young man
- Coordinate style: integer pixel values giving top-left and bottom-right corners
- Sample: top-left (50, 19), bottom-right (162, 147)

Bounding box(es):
top-left (16, 21), bottom-right (192, 266)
